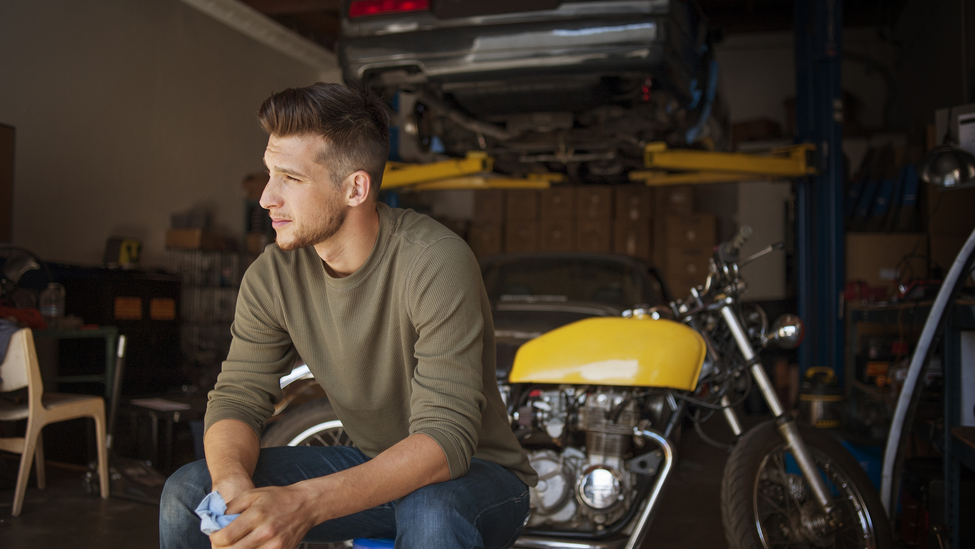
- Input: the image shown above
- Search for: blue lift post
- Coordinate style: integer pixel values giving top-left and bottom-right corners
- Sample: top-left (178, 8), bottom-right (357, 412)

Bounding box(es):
top-left (794, 0), bottom-right (845, 382)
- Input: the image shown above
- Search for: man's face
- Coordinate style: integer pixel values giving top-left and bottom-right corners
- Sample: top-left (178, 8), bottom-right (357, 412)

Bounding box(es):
top-left (261, 134), bottom-right (348, 251)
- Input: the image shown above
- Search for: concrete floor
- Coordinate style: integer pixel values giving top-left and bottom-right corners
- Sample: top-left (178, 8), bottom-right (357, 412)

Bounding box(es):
top-left (0, 419), bottom-right (740, 548)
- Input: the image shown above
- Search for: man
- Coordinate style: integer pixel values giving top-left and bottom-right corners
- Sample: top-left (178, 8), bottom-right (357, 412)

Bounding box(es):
top-left (160, 82), bottom-right (535, 549)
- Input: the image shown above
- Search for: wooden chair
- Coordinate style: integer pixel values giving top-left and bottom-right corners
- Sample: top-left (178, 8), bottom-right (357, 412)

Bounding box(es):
top-left (0, 328), bottom-right (109, 516)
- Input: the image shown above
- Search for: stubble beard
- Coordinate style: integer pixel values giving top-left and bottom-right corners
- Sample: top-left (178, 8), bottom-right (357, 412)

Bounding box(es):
top-left (274, 199), bottom-right (349, 251)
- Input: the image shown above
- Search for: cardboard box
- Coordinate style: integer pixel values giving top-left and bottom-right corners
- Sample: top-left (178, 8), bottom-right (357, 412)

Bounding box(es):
top-left (473, 189), bottom-right (506, 224)
top-left (539, 219), bottom-right (575, 251)
top-left (165, 229), bottom-right (225, 251)
top-left (504, 221), bottom-right (538, 253)
top-left (656, 185), bottom-right (694, 216)
top-left (926, 185), bottom-right (975, 236)
top-left (667, 276), bottom-right (699, 300)
top-left (576, 220), bottom-right (612, 253)
top-left (468, 223), bottom-right (503, 258)
top-left (539, 187), bottom-right (576, 220)
top-left (731, 118), bottom-right (783, 149)
top-left (613, 219), bottom-right (651, 261)
top-left (435, 217), bottom-right (468, 238)
top-left (615, 185), bottom-right (653, 222)
top-left (653, 216), bottom-right (667, 270)
top-left (505, 190), bottom-right (539, 221)
top-left (666, 213), bottom-right (717, 247)
top-left (666, 246), bottom-right (713, 281)
top-left (666, 246), bottom-right (712, 298)
top-left (846, 233), bottom-right (928, 289)
top-left (577, 187), bottom-right (613, 220)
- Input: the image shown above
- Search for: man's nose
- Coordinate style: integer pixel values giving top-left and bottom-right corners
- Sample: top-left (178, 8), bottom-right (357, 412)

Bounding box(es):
top-left (259, 179), bottom-right (281, 210)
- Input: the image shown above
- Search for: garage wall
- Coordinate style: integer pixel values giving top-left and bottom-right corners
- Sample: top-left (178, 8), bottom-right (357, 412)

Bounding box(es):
top-left (715, 28), bottom-right (897, 134)
top-left (715, 1), bottom-right (974, 135)
top-left (0, 0), bottom-right (328, 267)
top-left (890, 0), bottom-right (972, 129)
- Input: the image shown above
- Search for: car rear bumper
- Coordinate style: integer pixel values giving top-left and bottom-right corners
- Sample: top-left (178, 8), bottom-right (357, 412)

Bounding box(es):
top-left (340, 9), bottom-right (703, 97)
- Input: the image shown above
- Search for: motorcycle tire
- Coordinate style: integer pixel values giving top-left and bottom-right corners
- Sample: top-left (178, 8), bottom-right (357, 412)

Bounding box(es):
top-left (720, 420), bottom-right (893, 549)
top-left (260, 399), bottom-right (354, 549)
top-left (261, 398), bottom-right (352, 448)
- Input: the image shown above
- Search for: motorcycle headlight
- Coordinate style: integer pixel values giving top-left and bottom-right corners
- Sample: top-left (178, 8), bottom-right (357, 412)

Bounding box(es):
top-left (767, 314), bottom-right (804, 349)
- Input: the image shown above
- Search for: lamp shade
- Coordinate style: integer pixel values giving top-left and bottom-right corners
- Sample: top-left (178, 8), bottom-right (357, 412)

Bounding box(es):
top-left (2, 252), bottom-right (40, 285)
top-left (919, 143), bottom-right (975, 189)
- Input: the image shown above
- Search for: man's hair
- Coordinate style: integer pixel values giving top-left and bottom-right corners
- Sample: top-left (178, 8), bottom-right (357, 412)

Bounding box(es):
top-left (258, 82), bottom-right (390, 197)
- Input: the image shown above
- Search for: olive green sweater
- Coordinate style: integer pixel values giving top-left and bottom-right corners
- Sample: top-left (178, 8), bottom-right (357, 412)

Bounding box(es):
top-left (204, 203), bottom-right (536, 486)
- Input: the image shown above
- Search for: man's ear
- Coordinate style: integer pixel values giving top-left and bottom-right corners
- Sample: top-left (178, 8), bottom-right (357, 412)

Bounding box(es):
top-left (346, 171), bottom-right (372, 206)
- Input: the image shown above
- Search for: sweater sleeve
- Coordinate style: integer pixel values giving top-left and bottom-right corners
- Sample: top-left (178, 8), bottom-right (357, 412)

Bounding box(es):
top-left (406, 237), bottom-right (488, 479)
top-left (203, 253), bottom-right (298, 440)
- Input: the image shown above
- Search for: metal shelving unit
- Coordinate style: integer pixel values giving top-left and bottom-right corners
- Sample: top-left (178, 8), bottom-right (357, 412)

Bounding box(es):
top-left (848, 299), bottom-right (975, 547)
top-left (165, 250), bottom-right (247, 385)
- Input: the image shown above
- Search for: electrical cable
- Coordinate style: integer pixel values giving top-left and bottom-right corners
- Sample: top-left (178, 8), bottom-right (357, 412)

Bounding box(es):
top-left (693, 414), bottom-right (735, 452)
top-left (673, 367), bottom-right (753, 410)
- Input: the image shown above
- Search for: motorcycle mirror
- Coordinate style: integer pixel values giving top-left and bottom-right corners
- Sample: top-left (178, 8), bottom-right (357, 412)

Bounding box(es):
top-left (766, 314), bottom-right (804, 349)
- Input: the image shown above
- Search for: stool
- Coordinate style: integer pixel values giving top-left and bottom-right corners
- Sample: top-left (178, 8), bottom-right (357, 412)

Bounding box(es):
top-left (126, 397), bottom-right (202, 473)
top-left (352, 539), bottom-right (395, 548)
top-left (128, 405), bottom-right (182, 472)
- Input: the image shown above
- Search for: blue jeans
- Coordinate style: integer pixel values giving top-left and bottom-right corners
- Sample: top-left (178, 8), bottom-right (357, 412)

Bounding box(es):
top-left (159, 446), bottom-right (530, 549)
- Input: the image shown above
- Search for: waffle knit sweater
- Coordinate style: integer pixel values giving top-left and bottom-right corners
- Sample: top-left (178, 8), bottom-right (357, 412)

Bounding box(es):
top-left (204, 203), bottom-right (536, 486)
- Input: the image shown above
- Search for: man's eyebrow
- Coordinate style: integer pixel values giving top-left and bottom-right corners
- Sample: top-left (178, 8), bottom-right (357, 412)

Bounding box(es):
top-left (265, 162), bottom-right (307, 179)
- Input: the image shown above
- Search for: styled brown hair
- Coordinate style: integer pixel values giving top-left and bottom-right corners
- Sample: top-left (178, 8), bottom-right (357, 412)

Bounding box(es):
top-left (258, 83), bottom-right (390, 197)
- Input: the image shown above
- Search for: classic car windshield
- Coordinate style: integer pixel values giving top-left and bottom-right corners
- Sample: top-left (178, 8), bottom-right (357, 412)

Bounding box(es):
top-left (481, 256), bottom-right (661, 309)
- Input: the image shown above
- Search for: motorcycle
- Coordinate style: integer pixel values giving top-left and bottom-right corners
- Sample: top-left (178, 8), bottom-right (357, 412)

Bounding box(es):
top-left (262, 228), bottom-right (893, 549)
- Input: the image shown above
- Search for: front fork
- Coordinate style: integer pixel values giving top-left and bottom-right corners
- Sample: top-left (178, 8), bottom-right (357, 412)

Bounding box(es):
top-left (719, 302), bottom-right (836, 516)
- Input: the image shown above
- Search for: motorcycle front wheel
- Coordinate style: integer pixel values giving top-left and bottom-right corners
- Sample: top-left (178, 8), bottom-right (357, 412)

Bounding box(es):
top-left (721, 420), bottom-right (893, 549)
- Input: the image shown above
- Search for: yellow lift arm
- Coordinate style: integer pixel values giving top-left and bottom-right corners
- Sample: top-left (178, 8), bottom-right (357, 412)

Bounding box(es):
top-left (382, 151), bottom-right (558, 191)
top-left (630, 142), bottom-right (817, 186)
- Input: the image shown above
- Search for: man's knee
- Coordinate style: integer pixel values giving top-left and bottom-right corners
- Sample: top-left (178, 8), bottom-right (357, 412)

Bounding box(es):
top-left (159, 460), bottom-right (213, 549)
top-left (160, 459), bottom-right (211, 517)
top-left (395, 468), bottom-right (530, 549)
top-left (395, 489), bottom-right (472, 548)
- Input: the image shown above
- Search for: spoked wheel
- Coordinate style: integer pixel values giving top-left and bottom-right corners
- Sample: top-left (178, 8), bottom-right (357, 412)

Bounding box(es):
top-left (721, 420), bottom-right (893, 549)
top-left (261, 399), bottom-right (353, 448)
top-left (261, 399), bottom-right (355, 549)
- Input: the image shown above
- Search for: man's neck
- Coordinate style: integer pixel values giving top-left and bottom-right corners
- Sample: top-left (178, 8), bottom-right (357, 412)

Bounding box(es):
top-left (315, 204), bottom-right (380, 278)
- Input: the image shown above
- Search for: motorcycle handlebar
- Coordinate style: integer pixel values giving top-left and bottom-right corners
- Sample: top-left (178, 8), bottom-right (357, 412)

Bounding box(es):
top-left (717, 225), bottom-right (753, 264)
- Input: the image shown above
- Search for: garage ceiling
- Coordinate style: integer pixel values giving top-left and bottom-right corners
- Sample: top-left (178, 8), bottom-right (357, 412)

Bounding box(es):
top-left (239, 0), bottom-right (909, 53)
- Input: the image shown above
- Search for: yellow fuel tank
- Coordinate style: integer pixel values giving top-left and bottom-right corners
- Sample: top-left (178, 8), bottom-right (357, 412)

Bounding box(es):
top-left (509, 317), bottom-right (706, 390)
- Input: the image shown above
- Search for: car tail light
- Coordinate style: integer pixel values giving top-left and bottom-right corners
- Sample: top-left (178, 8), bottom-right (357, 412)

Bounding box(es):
top-left (348, 0), bottom-right (430, 19)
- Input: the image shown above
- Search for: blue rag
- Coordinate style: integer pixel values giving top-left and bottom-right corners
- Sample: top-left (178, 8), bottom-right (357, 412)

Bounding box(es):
top-left (195, 491), bottom-right (240, 535)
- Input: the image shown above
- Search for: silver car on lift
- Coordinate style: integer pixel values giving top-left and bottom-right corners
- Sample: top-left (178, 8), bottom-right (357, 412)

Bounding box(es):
top-left (338, 0), bottom-right (728, 182)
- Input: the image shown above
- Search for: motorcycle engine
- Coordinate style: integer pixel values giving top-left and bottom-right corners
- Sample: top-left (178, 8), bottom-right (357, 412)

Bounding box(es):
top-left (520, 388), bottom-right (645, 530)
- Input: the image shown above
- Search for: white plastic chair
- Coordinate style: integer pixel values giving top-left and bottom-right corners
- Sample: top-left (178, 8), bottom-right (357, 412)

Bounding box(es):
top-left (0, 328), bottom-right (109, 516)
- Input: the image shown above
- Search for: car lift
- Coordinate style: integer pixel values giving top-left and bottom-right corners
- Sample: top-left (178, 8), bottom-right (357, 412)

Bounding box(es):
top-left (381, 145), bottom-right (816, 191)
top-left (382, 151), bottom-right (558, 191)
top-left (629, 142), bottom-right (817, 186)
